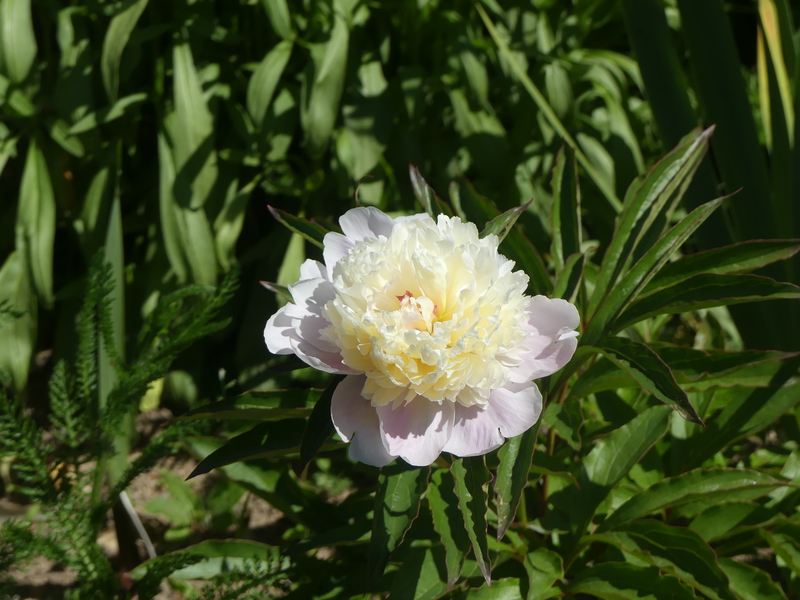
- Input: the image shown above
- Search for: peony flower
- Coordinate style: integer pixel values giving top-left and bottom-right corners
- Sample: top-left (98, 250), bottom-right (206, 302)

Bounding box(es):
top-left (264, 207), bottom-right (579, 467)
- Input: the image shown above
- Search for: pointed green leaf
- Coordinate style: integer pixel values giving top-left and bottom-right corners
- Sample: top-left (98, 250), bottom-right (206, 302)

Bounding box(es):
top-left (247, 40), bottom-right (293, 128)
top-left (171, 41), bottom-right (217, 210)
top-left (689, 503), bottom-right (781, 542)
top-left (591, 337), bottom-right (701, 423)
top-left (368, 463), bottom-right (429, 585)
top-left (583, 195), bottom-right (727, 346)
top-left (188, 421), bottom-right (308, 478)
top-left (568, 563), bottom-right (697, 600)
top-left (301, 8), bottom-right (349, 157)
top-left (300, 374), bottom-right (344, 470)
top-left (260, 0), bottom-right (294, 40)
top-left (428, 468), bottom-right (470, 588)
top-left (0, 248), bottom-right (36, 393)
top-left (617, 274), bottom-right (800, 331)
top-left (482, 200), bottom-right (532, 243)
top-left (718, 557), bottom-right (788, 600)
top-left (389, 546), bottom-right (448, 600)
top-left (550, 147), bottom-right (581, 269)
top-left (179, 389), bottom-right (319, 421)
top-left (101, 0), bottom-right (148, 102)
top-left (643, 240), bottom-right (800, 294)
top-left (495, 423), bottom-right (539, 541)
top-left (587, 126), bottom-right (714, 318)
top-left (409, 165), bottom-right (451, 218)
top-left (47, 118), bottom-right (85, 157)
top-left (570, 405), bottom-right (671, 538)
top-left (267, 206), bottom-right (329, 249)
top-left (214, 176), bottom-right (259, 272)
top-left (17, 137), bottom-right (55, 308)
top-left (551, 252), bottom-right (586, 304)
top-left (476, 5), bottom-right (622, 212)
top-left (684, 366), bottom-right (800, 470)
top-left (68, 93), bottom-right (148, 134)
top-left (523, 548), bottom-right (563, 600)
top-left (131, 539), bottom-right (282, 581)
top-left (601, 520), bottom-right (737, 600)
top-left (542, 401), bottom-right (582, 451)
top-left (451, 456), bottom-right (492, 585)
top-left (0, 0), bottom-right (37, 82)
top-left (601, 468), bottom-right (789, 531)
top-left (762, 529), bottom-right (800, 576)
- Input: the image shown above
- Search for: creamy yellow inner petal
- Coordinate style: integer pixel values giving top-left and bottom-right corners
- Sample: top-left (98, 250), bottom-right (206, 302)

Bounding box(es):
top-left (320, 215), bottom-right (530, 407)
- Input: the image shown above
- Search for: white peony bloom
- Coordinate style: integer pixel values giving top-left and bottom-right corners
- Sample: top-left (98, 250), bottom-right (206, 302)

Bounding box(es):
top-left (264, 207), bottom-right (579, 467)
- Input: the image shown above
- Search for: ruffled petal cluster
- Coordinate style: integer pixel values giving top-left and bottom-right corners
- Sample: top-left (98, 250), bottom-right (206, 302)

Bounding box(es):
top-left (265, 207), bottom-right (579, 466)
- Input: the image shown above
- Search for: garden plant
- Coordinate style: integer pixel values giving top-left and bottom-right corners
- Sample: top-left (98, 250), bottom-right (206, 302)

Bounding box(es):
top-left (1, 0), bottom-right (800, 599)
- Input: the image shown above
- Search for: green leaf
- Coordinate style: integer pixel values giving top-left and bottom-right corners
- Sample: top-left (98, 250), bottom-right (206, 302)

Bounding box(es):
top-left (550, 147), bottom-right (582, 269)
top-left (260, 0), bottom-right (294, 40)
top-left (482, 200), bottom-right (532, 243)
top-left (451, 456), bottom-right (492, 585)
top-left (247, 40), bottom-right (293, 129)
top-left (17, 137), bottom-right (56, 308)
top-left (570, 405), bottom-right (671, 538)
top-left (763, 525), bottom-right (800, 576)
top-left (591, 337), bottom-right (702, 423)
top-left (601, 520), bottom-right (737, 600)
top-left (0, 248), bottom-right (36, 393)
top-left (184, 436), bottom-right (339, 531)
top-left (689, 503), bottom-right (781, 542)
top-left (643, 240), bottom-right (800, 294)
top-left (300, 5), bottom-right (349, 158)
top-left (179, 389), bottom-right (318, 421)
top-left (583, 195), bottom-right (727, 346)
top-left (188, 420), bottom-right (308, 478)
top-left (718, 557), bottom-right (788, 600)
top-left (389, 546), bottom-right (448, 600)
top-left (551, 252), bottom-right (586, 304)
top-left (476, 5), bottom-right (622, 212)
top-left (0, 71), bottom-right (33, 115)
top-left (601, 468), bottom-right (789, 531)
top-left (428, 468), bottom-right (470, 588)
top-left (47, 118), bottom-right (85, 157)
top-left (68, 93), bottom-right (148, 134)
top-left (214, 176), bottom-right (260, 272)
top-left (268, 206), bottom-right (329, 249)
top-left (368, 463), bottom-right (429, 586)
top-left (495, 423), bottom-right (538, 540)
top-left (616, 274), bottom-right (800, 331)
top-left (523, 548), bottom-right (563, 600)
top-left (568, 563), bottom-right (697, 600)
top-left (157, 131), bottom-right (218, 285)
top-left (101, 0), bottom-right (148, 102)
top-left (130, 539), bottom-right (283, 581)
top-left (0, 0), bottom-right (37, 82)
top-left (542, 401), bottom-right (582, 451)
top-left (587, 126), bottom-right (713, 318)
top-left (300, 375), bottom-right (344, 470)
top-left (171, 40), bottom-right (217, 210)
top-left (409, 165), bottom-right (449, 218)
top-left (684, 365), bottom-right (800, 469)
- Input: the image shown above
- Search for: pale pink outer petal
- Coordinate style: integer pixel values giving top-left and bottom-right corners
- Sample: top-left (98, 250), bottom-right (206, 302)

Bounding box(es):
top-left (263, 276), bottom-right (357, 375)
top-left (486, 381), bottom-right (543, 439)
top-left (331, 375), bottom-right (396, 467)
top-left (322, 232), bottom-right (354, 276)
top-left (339, 207), bottom-right (395, 242)
top-left (299, 258), bottom-right (327, 281)
top-left (376, 398), bottom-right (455, 466)
top-left (509, 296), bottom-right (580, 382)
top-left (442, 404), bottom-right (504, 457)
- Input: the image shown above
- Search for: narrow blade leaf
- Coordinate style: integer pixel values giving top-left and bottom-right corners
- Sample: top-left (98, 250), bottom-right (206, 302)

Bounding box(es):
top-left (451, 456), bottom-right (492, 585)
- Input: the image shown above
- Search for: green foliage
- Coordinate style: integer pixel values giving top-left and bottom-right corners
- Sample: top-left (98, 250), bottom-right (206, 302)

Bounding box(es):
top-left (2, 0), bottom-right (800, 598)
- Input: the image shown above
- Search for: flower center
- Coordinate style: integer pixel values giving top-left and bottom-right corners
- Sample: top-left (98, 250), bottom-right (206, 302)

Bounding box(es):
top-left (320, 215), bottom-right (531, 409)
top-left (396, 291), bottom-right (439, 332)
